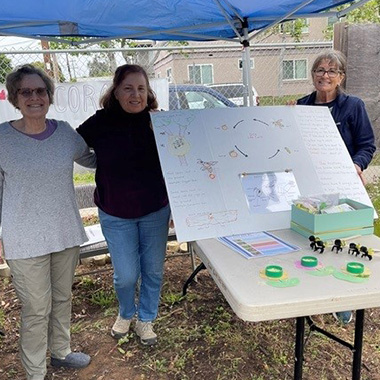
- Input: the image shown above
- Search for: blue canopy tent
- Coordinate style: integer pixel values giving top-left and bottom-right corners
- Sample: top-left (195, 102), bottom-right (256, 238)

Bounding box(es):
top-left (0, 0), bottom-right (371, 104)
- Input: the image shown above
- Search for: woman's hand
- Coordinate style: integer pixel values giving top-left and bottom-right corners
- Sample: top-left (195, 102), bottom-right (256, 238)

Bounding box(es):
top-left (354, 163), bottom-right (366, 185)
top-left (286, 99), bottom-right (297, 106)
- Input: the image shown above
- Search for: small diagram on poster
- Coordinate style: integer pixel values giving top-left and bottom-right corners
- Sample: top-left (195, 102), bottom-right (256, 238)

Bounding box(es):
top-left (240, 170), bottom-right (300, 213)
top-left (218, 231), bottom-right (300, 259)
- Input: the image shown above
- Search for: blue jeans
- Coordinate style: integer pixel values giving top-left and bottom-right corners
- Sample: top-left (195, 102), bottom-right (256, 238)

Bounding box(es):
top-left (99, 205), bottom-right (170, 322)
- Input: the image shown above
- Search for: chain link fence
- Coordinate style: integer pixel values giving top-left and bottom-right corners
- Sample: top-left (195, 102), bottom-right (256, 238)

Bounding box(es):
top-left (0, 40), bottom-right (333, 102)
top-left (0, 39), bottom-right (378, 181)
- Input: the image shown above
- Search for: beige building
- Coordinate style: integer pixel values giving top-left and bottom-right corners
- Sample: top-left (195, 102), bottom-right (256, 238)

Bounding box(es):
top-left (154, 18), bottom-right (331, 100)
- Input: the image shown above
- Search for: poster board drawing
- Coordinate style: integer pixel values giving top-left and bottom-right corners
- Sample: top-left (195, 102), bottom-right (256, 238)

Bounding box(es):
top-left (240, 170), bottom-right (301, 213)
top-left (151, 106), bottom-right (374, 242)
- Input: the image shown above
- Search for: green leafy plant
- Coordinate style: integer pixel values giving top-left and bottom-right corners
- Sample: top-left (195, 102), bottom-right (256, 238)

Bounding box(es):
top-left (161, 291), bottom-right (184, 306)
top-left (78, 276), bottom-right (97, 289)
top-left (70, 321), bottom-right (84, 334)
top-left (89, 289), bottom-right (116, 309)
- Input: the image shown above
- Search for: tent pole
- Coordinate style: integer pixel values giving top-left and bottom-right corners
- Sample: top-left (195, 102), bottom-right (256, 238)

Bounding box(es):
top-left (242, 19), bottom-right (253, 107)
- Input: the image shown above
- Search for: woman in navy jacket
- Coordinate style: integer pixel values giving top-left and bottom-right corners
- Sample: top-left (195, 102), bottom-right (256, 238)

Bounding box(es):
top-left (297, 50), bottom-right (376, 324)
top-left (297, 50), bottom-right (376, 183)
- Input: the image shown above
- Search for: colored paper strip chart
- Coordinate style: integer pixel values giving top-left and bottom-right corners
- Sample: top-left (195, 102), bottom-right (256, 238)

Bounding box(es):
top-left (218, 231), bottom-right (300, 259)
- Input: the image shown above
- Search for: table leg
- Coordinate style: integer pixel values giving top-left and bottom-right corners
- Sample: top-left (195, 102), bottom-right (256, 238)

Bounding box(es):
top-left (294, 316), bottom-right (305, 380)
top-left (352, 309), bottom-right (364, 380)
top-left (182, 262), bottom-right (206, 296)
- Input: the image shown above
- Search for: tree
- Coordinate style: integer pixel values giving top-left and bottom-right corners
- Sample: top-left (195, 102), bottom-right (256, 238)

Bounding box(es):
top-left (49, 38), bottom-right (136, 79)
top-left (257, 18), bottom-right (310, 43)
top-left (87, 56), bottom-right (112, 77)
top-left (31, 61), bottom-right (66, 83)
top-left (324, 0), bottom-right (380, 39)
top-left (278, 19), bottom-right (309, 42)
top-left (47, 37), bottom-right (189, 79)
top-left (0, 54), bottom-right (13, 83)
top-left (343, 0), bottom-right (380, 23)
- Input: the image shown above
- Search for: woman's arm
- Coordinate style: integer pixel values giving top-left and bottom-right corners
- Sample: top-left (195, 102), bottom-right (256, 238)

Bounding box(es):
top-left (74, 133), bottom-right (97, 169)
top-left (350, 99), bottom-right (376, 171)
top-left (62, 121), bottom-right (97, 169)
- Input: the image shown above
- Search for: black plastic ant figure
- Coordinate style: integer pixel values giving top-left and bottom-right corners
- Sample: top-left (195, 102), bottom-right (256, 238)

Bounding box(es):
top-left (314, 240), bottom-right (325, 254)
top-left (360, 246), bottom-right (373, 261)
top-left (309, 235), bottom-right (319, 250)
top-left (331, 239), bottom-right (343, 253)
top-left (309, 235), bottom-right (325, 253)
top-left (348, 243), bottom-right (360, 256)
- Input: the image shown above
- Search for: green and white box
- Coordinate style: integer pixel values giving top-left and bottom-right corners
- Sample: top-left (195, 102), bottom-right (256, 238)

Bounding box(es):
top-left (291, 198), bottom-right (374, 240)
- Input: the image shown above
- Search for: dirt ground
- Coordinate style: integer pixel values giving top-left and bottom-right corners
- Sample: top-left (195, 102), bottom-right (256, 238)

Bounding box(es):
top-left (2, 255), bottom-right (380, 380)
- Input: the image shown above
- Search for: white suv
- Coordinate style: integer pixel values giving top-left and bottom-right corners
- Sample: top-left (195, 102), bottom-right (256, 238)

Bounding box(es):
top-left (208, 83), bottom-right (259, 106)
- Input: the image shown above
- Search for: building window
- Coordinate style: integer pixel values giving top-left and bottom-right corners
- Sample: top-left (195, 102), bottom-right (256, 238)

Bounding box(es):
top-left (238, 58), bottom-right (254, 70)
top-left (279, 18), bottom-right (309, 34)
top-left (188, 64), bottom-right (213, 85)
top-left (166, 68), bottom-right (172, 83)
top-left (282, 59), bottom-right (307, 80)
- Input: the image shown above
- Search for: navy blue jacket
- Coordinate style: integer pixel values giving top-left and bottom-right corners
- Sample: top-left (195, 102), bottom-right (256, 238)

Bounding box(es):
top-left (297, 91), bottom-right (376, 170)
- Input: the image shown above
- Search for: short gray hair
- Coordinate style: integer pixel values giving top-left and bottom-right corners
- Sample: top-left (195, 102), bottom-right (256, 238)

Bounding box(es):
top-left (311, 50), bottom-right (347, 75)
top-left (6, 64), bottom-right (55, 109)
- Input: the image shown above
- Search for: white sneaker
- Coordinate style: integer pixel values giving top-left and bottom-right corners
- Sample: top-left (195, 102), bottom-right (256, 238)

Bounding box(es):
top-left (111, 315), bottom-right (131, 339)
top-left (135, 321), bottom-right (157, 345)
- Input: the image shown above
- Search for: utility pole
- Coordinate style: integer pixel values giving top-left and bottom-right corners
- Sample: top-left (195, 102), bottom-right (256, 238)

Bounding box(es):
top-left (41, 40), bottom-right (54, 77)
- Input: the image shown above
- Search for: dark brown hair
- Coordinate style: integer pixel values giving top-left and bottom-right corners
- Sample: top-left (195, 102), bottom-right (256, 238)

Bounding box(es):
top-left (100, 64), bottom-right (158, 111)
top-left (6, 64), bottom-right (54, 108)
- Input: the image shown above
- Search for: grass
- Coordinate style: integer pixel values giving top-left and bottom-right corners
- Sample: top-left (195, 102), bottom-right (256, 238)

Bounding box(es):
top-left (366, 180), bottom-right (380, 236)
top-left (259, 94), bottom-right (306, 106)
top-left (82, 214), bottom-right (99, 226)
top-left (73, 171), bottom-right (95, 185)
top-left (89, 289), bottom-right (117, 309)
top-left (370, 152), bottom-right (380, 166)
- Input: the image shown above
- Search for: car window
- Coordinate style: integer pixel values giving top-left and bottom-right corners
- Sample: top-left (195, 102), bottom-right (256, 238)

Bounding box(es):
top-left (213, 85), bottom-right (245, 98)
top-left (169, 90), bottom-right (189, 110)
top-left (209, 84), bottom-right (258, 106)
top-left (184, 91), bottom-right (227, 109)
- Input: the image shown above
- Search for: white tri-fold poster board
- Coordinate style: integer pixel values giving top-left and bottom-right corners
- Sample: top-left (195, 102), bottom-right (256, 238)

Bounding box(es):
top-left (151, 105), bottom-right (373, 242)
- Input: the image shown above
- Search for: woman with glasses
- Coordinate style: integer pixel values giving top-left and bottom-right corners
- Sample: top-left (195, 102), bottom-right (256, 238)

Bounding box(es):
top-left (0, 64), bottom-right (96, 380)
top-left (297, 50), bottom-right (375, 184)
top-left (297, 50), bottom-right (376, 324)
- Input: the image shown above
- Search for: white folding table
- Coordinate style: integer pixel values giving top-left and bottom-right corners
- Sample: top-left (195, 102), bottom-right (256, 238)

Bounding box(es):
top-left (184, 229), bottom-right (380, 380)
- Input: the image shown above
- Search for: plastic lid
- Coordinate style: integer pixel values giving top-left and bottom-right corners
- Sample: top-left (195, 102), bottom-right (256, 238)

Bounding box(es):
top-left (346, 262), bottom-right (364, 274)
top-left (301, 256), bottom-right (318, 267)
top-left (265, 265), bottom-right (283, 278)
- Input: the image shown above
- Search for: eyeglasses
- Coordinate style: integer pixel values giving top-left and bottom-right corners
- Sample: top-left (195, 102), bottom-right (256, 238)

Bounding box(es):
top-left (17, 87), bottom-right (48, 98)
top-left (313, 68), bottom-right (341, 78)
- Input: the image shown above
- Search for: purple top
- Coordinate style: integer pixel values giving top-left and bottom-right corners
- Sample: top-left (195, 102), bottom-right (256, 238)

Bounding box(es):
top-left (10, 119), bottom-right (57, 140)
top-left (77, 106), bottom-right (168, 219)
